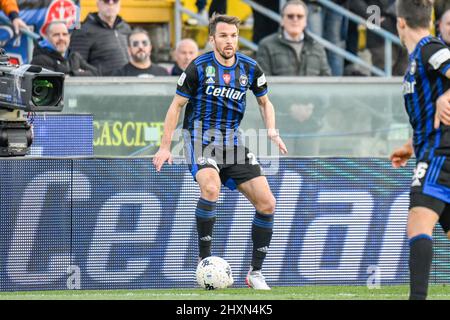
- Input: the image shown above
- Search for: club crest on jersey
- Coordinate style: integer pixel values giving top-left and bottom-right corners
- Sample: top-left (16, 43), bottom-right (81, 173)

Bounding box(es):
top-left (223, 73), bottom-right (231, 85)
top-left (239, 74), bottom-right (248, 86)
top-left (206, 66), bottom-right (216, 77)
top-left (410, 60), bottom-right (417, 75)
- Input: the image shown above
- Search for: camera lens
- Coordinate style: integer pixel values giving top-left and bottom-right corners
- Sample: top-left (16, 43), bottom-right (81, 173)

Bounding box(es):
top-left (31, 77), bottom-right (62, 107)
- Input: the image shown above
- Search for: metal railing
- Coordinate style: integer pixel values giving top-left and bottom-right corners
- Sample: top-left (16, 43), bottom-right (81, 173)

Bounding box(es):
top-left (175, 0), bottom-right (403, 77)
top-left (316, 0), bottom-right (402, 77)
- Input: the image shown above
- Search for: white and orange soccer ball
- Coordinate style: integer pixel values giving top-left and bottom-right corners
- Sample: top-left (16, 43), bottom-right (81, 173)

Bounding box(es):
top-left (196, 256), bottom-right (234, 290)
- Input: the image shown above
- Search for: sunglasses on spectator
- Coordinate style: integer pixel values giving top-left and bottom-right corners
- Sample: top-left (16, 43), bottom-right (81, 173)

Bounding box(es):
top-left (101, 0), bottom-right (119, 4)
top-left (285, 14), bottom-right (304, 20)
top-left (131, 40), bottom-right (150, 48)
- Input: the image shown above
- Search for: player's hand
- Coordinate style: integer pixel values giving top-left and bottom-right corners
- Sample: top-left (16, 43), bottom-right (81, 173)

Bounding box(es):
top-left (11, 17), bottom-right (29, 36)
top-left (389, 144), bottom-right (413, 168)
top-left (268, 129), bottom-right (288, 155)
top-left (153, 148), bottom-right (173, 172)
top-left (434, 94), bottom-right (450, 129)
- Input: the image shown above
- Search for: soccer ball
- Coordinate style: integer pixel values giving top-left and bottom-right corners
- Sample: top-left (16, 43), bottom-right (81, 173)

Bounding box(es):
top-left (196, 256), bottom-right (234, 290)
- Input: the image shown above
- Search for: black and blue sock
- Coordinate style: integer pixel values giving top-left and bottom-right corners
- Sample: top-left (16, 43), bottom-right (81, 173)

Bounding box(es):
top-left (251, 211), bottom-right (274, 271)
top-left (195, 198), bottom-right (217, 260)
top-left (409, 234), bottom-right (433, 300)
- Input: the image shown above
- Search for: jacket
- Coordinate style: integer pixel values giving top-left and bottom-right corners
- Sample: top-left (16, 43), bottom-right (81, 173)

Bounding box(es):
top-left (256, 31), bottom-right (331, 76)
top-left (69, 12), bottom-right (131, 76)
top-left (1, 0), bottom-right (19, 19)
top-left (31, 39), bottom-right (99, 76)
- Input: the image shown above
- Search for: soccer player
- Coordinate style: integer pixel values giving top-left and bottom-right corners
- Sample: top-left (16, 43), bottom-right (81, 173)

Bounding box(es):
top-left (390, 0), bottom-right (450, 300)
top-left (153, 14), bottom-right (288, 290)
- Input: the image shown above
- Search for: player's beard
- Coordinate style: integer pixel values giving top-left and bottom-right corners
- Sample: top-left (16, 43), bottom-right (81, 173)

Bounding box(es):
top-left (217, 46), bottom-right (236, 61)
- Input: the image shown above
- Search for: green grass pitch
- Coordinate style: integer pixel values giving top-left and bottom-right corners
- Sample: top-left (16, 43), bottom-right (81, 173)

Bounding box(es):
top-left (0, 285), bottom-right (449, 300)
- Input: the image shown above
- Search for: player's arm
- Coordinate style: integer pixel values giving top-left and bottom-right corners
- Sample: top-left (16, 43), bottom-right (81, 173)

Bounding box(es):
top-left (153, 94), bottom-right (188, 172)
top-left (390, 138), bottom-right (413, 168)
top-left (424, 43), bottom-right (450, 128)
top-left (256, 94), bottom-right (288, 155)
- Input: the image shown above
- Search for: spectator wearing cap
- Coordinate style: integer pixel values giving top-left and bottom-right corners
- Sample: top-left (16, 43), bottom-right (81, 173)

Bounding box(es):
top-left (69, 0), bottom-right (131, 75)
top-left (112, 28), bottom-right (169, 77)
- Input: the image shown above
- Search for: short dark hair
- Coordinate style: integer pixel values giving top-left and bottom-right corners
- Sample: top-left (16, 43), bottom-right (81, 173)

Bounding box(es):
top-left (208, 14), bottom-right (240, 36)
top-left (396, 0), bottom-right (433, 29)
top-left (281, 0), bottom-right (308, 17)
top-left (127, 27), bottom-right (150, 47)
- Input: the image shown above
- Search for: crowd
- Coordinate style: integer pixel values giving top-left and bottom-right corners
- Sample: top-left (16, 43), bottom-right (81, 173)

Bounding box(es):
top-left (2, 0), bottom-right (450, 78)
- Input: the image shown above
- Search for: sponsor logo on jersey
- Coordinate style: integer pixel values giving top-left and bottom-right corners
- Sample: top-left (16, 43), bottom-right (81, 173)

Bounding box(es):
top-left (206, 77), bottom-right (215, 84)
top-left (205, 85), bottom-right (245, 101)
top-left (403, 80), bottom-right (416, 95)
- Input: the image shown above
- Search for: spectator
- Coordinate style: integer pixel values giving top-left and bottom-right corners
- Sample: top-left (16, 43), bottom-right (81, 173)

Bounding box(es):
top-left (1, 0), bottom-right (29, 36)
top-left (69, 0), bottom-right (131, 76)
top-left (196, 0), bottom-right (226, 18)
top-left (439, 9), bottom-right (450, 46)
top-left (435, 0), bottom-right (450, 23)
top-left (303, 0), bottom-right (349, 76)
top-left (31, 21), bottom-right (98, 76)
top-left (350, 0), bottom-right (408, 76)
top-left (112, 28), bottom-right (169, 77)
top-left (252, 0), bottom-right (280, 44)
top-left (171, 38), bottom-right (199, 76)
top-left (257, 0), bottom-right (331, 76)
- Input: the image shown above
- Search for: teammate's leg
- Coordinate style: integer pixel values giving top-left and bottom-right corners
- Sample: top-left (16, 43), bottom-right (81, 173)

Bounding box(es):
top-left (195, 168), bottom-right (221, 260)
top-left (407, 206), bottom-right (439, 300)
top-left (237, 176), bottom-right (275, 290)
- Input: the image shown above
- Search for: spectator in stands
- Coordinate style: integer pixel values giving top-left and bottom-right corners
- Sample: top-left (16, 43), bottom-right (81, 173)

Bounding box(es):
top-left (69, 0), bottom-right (131, 76)
top-left (196, 0), bottom-right (226, 18)
top-left (1, 0), bottom-right (29, 35)
top-left (31, 21), bottom-right (98, 76)
top-left (252, 0), bottom-right (280, 45)
top-left (435, 0), bottom-right (450, 24)
top-left (349, 0), bottom-right (407, 76)
top-left (171, 38), bottom-right (199, 76)
top-left (257, 0), bottom-right (331, 76)
top-left (438, 9), bottom-right (450, 46)
top-left (304, 0), bottom-right (348, 76)
top-left (112, 28), bottom-right (169, 77)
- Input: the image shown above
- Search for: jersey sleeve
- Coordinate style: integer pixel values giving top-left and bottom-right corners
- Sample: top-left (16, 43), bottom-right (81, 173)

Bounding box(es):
top-left (423, 41), bottom-right (450, 76)
top-left (176, 61), bottom-right (198, 98)
top-left (250, 63), bottom-right (268, 97)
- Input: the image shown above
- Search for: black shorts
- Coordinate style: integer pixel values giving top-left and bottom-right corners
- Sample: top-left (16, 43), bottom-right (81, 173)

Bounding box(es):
top-left (184, 143), bottom-right (263, 190)
top-left (409, 157), bottom-right (450, 233)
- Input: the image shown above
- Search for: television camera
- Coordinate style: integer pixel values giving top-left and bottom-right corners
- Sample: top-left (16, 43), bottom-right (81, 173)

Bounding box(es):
top-left (0, 48), bottom-right (64, 156)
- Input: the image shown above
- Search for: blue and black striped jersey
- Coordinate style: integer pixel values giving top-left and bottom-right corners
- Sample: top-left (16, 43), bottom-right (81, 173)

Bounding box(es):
top-left (403, 36), bottom-right (450, 161)
top-left (176, 51), bottom-right (268, 147)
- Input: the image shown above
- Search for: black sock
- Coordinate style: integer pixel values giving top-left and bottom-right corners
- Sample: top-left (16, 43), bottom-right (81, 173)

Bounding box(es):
top-left (409, 234), bottom-right (433, 300)
top-left (195, 198), bottom-right (217, 260)
top-left (251, 211), bottom-right (274, 271)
